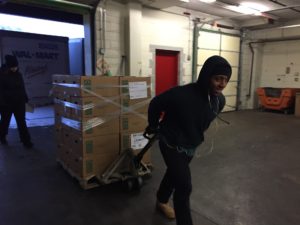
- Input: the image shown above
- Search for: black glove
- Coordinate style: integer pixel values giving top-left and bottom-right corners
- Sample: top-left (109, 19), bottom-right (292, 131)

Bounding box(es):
top-left (145, 125), bottom-right (158, 135)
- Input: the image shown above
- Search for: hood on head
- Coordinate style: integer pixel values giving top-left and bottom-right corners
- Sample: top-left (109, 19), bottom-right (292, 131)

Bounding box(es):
top-left (5, 55), bottom-right (19, 68)
top-left (197, 55), bottom-right (232, 93)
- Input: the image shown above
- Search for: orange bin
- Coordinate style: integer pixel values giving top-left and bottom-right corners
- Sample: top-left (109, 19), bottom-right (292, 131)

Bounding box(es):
top-left (256, 87), bottom-right (300, 113)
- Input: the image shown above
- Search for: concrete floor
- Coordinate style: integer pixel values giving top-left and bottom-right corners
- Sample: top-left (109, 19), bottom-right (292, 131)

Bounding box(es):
top-left (9, 105), bottom-right (54, 128)
top-left (0, 110), bottom-right (300, 225)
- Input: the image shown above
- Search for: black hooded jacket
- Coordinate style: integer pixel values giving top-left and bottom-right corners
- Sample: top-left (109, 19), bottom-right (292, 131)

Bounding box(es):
top-left (0, 65), bottom-right (28, 108)
top-left (148, 55), bottom-right (232, 149)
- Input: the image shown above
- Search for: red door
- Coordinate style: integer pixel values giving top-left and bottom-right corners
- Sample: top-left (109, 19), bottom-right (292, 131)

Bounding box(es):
top-left (155, 50), bottom-right (179, 95)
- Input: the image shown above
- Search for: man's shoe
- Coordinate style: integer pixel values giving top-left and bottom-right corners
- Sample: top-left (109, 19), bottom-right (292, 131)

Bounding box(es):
top-left (156, 201), bottom-right (175, 219)
top-left (23, 141), bottom-right (34, 149)
top-left (0, 137), bottom-right (8, 145)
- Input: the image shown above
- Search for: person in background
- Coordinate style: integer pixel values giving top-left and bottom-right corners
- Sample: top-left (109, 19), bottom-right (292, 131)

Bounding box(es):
top-left (0, 54), bottom-right (33, 148)
top-left (145, 55), bottom-right (232, 225)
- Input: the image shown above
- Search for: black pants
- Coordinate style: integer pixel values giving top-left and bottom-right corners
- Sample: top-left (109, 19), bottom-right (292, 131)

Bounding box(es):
top-left (157, 140), bottom-right (193, 225)
top-left (0, 104), bottom-right (31, 143)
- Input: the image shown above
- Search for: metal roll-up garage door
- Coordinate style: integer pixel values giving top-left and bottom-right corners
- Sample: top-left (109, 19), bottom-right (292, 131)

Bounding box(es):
top-left (197, 30), bottom-right (240, 112)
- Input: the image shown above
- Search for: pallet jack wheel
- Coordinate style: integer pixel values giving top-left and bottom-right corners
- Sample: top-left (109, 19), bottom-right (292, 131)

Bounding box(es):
top-left (125, 179), bottom-right (134, 192)
top-left (135, 177), bottom-right (143, 189)
top-left (124, 177), bottom-right (143, 192)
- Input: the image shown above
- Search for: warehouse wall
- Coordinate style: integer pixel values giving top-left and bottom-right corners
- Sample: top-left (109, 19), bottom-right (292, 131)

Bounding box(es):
top-left (94, 1), bottom-right (193, 86)
top-left (239, 26), bottom-right (300, 109)
top-left (96, 1), bottom-right (300, 112)
top-left (141, 8), bottom-right (193, 86)
top-left (95, 1), bottom-right (126, 76)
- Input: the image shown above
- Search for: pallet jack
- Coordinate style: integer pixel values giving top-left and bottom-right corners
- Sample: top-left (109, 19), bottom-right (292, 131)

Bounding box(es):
top-left (100, 132), bottom-right (159, 191)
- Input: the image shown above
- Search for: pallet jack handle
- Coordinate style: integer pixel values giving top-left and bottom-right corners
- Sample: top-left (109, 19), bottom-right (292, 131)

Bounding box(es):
top-left (134, 132), bottom-right (159, 167)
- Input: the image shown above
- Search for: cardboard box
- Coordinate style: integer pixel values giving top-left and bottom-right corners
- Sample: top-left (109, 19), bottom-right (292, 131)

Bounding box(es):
top-left (66, 132), bottom-right (120, 157)
top-left (52, 74), bottom-right (69, 83)
top-left (70, 96), bottom-right (120, 118)
top-left (295, 93), bottom-right (300, 117)
top-left (56, 144), bottom-right (72, 167)
top-left (53, 75), bottom-right (120, 98)
top-left (119, 76), bottom-right (151, 114)
top-left (61, 115), bottom-right (120, 137)
top-left (119, 76), bottom-right (151, 96)
top-left (120, 98), bottom-right (150, 114)
top-left (54, 126), bottom-right (64, 145)
top-left (120, 114), bottom-right (147, 132)
top-left (53, 101), bottom-right (72, 118)
top-left (54, 111), bottom-right (62, 128)
top-left (68, 76), bottom-right (120, 97)
top-left (55, 125), bottom-right (74, 145)
top-left (57, 134), bottom-right (120, 179)
top-left (68, 152), bottom-right (119, 178)
top-left (120, 131), bottom-right (151, 164)
top-left (52, 83), bottom-right (69, 98)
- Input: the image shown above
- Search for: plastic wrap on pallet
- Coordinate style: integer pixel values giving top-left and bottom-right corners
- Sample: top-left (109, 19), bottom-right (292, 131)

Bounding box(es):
top-left (53, 88), bottom-right (149, 120)
top-left (53, 75), bottom-right (153, 185)
top-left (54, 97), bottom-right (120, 116)
top-left (61, 116), bottom-right (107, 132)
top-left (54, 98), bottom-right (81, 109)
top-left (52, 80), bottom-right (150, 119)
top-left (52, 75), bottom-right (152, 136)
top-left (121, 100), bottom-right (149, 120)
top-left (121, 82), bottom-right (150, 97)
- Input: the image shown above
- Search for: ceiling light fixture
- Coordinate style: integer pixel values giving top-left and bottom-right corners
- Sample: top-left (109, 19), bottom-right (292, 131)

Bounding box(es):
top-left (226, 2), bottom-right (269, 16)
top-left (226, 5), bottom-right (261, 15)
top-left (180, 0), bottom-right (190, 2)
top-left (198, 0), bottom-right (216, 3)
top-left (241, 2), bottom-right (269, 12)
top-left (280, 24), bottom-right (300, 29)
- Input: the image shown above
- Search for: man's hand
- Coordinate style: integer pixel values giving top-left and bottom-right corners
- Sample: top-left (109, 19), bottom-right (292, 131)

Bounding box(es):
top-left (144, 125), bottom-right (158, 139)
top-left (145, 125), bottom-right (158, 135)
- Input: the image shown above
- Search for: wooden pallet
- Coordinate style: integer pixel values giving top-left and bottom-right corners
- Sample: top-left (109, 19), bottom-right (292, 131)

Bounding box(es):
top-left (57, 159), bottom-right (100, 190)
top-left (57, 158), bottom-right (153, 190)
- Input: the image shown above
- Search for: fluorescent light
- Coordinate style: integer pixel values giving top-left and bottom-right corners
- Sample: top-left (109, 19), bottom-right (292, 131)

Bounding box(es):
top-left (180, 0), bottom-right (190, 2)
top-left (226, 5), bottom-right (262, 15)
top-left (280, 24), bottom-right (300, 28)
top-left (198, 0), bottom-right (216, 3)
top-left (226, 2), bottom-right (269, 16)
top-left (0, 13), bottom-right (84, 38)
top-left (240, 2), bottom-right (269, 12)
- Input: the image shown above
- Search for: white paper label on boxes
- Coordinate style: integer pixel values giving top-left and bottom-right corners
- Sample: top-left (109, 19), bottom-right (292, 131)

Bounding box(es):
top-left (131, 132), bottom-right (148, 150)
top-left (128, 82), bottom-right (147, 99)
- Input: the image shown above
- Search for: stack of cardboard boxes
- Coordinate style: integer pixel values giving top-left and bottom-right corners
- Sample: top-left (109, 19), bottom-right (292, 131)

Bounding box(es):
top-left (52, 75), bottom-right (151, 188)
top-left (119, 76), bottom-right (151, 164)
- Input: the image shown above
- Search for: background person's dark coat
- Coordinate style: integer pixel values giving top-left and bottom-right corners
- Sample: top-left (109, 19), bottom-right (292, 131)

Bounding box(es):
top-left (0, 65), bottom-right (29, 109)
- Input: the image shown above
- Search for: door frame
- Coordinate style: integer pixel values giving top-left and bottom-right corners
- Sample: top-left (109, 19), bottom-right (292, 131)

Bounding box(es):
top-left (149, 45), bottom-right (184, 96)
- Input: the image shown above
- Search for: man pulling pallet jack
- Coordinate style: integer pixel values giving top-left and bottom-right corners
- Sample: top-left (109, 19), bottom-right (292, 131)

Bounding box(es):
top-left (144, 55), bottom-right (232, 225)
top-left (101, 55), bottom-right (231, 225)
